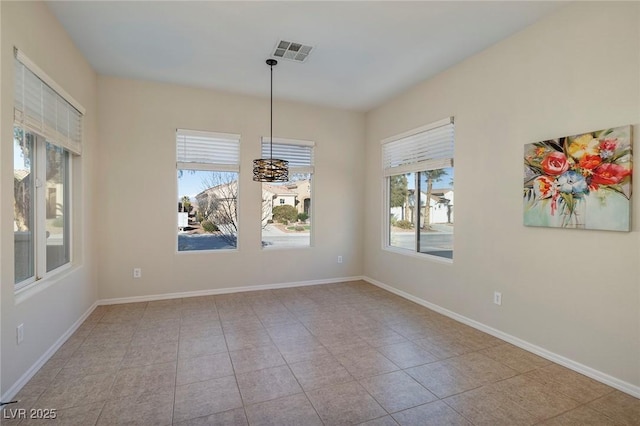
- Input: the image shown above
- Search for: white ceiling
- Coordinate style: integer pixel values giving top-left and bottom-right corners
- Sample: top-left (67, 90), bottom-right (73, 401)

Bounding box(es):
top-left (46, 1), bottom-right (564, 111)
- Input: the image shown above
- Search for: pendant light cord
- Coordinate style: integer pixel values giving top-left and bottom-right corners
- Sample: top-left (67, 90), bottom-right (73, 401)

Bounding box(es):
top-left (253, 59), bottom-right (285, 182)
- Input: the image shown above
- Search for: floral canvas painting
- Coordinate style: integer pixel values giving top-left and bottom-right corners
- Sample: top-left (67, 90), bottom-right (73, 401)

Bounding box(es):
top-left (524, 125), bottom-right (632, 231)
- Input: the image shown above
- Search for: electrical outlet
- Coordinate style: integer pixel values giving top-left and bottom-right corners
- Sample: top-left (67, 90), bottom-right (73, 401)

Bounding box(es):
top-left (337, 256), bottom-right (343, 264)
top-left (17, 324), bottom-right (24, 344)
top-left (133, 268), bottom-right (142, 279)
top-left (493, 291), bottom-right (502, 306)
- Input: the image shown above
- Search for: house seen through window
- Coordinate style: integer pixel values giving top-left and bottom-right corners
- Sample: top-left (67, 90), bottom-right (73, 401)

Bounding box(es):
top-left (177, 129), bottom-right (240, 251)
top-left (261, 138), bottom-right (314, 248)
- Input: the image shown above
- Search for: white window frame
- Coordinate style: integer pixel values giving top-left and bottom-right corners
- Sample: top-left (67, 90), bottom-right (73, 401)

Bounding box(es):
top-left (176, 129), bottom-right (241, 252)
top-left (382, 117), bottom-right (454, 262)
top-left (14, 131), bottom-right (74, 292)
top-left (13, 48), bottom-right (82, 292)
top-left (261, 137), bottom-right (315, 250)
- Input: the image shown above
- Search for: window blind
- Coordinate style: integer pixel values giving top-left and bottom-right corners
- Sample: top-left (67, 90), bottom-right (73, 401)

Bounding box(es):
top-left (177, 129), bottom-right (240, 172)
top-left (14, 50), bottom-right (84, 155)
top-left (261, 138), bottom-right (315, 174)
top-left (382, 117), bottom-right (454, 177)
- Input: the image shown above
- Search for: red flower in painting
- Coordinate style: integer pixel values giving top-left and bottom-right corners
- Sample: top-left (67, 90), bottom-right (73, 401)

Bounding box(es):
top-left (599, 139), bottom-right (617, 152)
top-left (578, 154), bottom-right (602, 170)
top-left (541, 152), bottom-right (569, 176)
top-left (591, 163), bottom-right (630, 185)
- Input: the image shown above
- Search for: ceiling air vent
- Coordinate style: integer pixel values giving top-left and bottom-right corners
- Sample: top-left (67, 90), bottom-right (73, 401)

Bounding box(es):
top-left (272, 40), bottom-right (313, 63)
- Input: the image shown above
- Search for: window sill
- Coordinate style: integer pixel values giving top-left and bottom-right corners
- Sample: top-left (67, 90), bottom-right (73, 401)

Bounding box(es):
top-left (261, 245), bottom-right (313, 251)
top-left (176, 248), bottom-right (239, 254)
top-left (383, 246), bottom-right (453, 264)
top-left (15, 263), bottom-right (77, 305)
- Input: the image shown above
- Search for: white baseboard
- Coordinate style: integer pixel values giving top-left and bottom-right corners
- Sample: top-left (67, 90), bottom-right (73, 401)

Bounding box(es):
top-left (363, 276), bottom-right (640, 399)
top-left (97, 276), bottom-right (365, 305)
top-left (2, 301), bottom-right (99, 402)
top-left (8, 275), bottom-right (636, 402)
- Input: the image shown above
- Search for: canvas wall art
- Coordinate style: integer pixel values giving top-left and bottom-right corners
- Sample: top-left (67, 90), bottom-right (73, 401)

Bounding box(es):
top-left (524, 125), bottom-right (632, 231)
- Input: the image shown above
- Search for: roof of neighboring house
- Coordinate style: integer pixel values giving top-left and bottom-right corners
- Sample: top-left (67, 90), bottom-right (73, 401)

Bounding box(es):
top-left (431, 188), bottom-right (453, 195)
top-left (406, 188), bottom-right (453, 205)
top-left (263, 184), bottom-right (297, 196)
top-left (14, 169), bottom-right (30, 182)
top-left (285, 179), bottom-right (310, 189)
top-left (284, 179), bottom-right (311, 197)
top-left (196, 181), bottom-right (238, 199)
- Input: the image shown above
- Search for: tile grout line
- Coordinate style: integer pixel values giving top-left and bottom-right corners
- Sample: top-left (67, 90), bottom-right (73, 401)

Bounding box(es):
top-left (215, 296), bottom-right (252, 425)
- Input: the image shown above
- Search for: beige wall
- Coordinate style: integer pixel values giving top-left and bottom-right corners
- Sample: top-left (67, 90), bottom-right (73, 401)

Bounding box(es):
top-left (96, 77), bottom-right (365, 299)
top-left (364, 2), bottom-right (640, 390)
top-left (1, 2), bottom-right (98, 395)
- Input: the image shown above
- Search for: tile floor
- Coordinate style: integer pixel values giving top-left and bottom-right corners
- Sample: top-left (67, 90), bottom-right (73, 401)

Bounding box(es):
top-left (5, 281), bottom-right (639, 425)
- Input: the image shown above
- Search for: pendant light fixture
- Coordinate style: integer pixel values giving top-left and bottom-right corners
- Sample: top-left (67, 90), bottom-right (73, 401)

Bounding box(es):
top-left (253, 59), bottom-right (289, 182)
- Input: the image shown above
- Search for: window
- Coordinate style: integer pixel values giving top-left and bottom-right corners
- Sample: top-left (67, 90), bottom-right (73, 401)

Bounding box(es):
top-left (177, 129), bottom-right (240, 251)
top-left (261, 138), bottom-right (314, 248)
top-left (13, 50), bottom-right (83, 289)
top-left (383, 117), bottom-right (454, 259)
